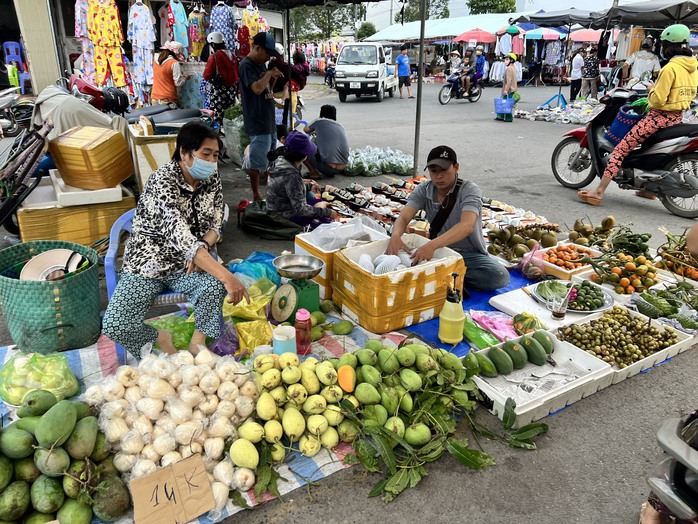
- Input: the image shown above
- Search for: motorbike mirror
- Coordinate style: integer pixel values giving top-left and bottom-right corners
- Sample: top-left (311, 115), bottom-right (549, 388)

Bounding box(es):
top-left (599, 94), bottom-right (612, 105)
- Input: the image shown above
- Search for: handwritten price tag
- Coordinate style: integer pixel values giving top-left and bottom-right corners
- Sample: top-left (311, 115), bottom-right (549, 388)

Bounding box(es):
top-left (130, 454), bottom-right (215, 524)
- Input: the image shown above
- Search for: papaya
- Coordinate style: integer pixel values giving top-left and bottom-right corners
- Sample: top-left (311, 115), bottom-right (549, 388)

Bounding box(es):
top-left (64, 416), bottom-right (98, 460)
top-left (502, 341), bottom-right (528, 370)
top-left (474, 353), bottom-right (497, 378)
top-left (35, 400), bottom-right (77, 449)
top-left (16, 390), bottom-right (57, 418)
top-left (0, 428), bottom-right (35, 459)
top-left (462, 352), bottom-right (480, 378)
top-left (487, 347), bottom-right (514, 375)
top-left (532, 330), bottom-right (555, 355)
top-left (520, 335), bottom-right (548, 366)
top-left (378, 349), bottom-right (400, 374)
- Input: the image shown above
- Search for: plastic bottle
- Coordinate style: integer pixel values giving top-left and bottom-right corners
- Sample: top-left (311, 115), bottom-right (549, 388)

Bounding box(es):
top-left (438, 273), bottom-right (466, 345)
top-left (294, 309), bottom-right (313, 355)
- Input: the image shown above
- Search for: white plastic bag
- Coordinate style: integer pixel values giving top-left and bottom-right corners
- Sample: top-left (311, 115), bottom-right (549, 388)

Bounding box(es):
top-left (308, 216), bottom-right (389, 251)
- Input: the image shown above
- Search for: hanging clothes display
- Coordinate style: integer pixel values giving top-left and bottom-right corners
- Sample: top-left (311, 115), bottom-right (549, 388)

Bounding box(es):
top-left (497, 34), bottom-right (513, 55)
top-left (157, 3), bottom-right (173, 43)
top-left (170, 0), bottom-right (189, 58)
top-left (189, 9), bottom-right (207, 58)
top-left (211, 3), bottom-right (236, 51)
top-left (88, 0), bottom-right (127, 87)
top-left (512, 34), bottom-right (524, 57)
top-left (74, 0), bottom-right (95, 84)
top-left (629, 28), bottom-right (646, 56)
top-left (544, 41), bottom-right (563, 65)
top-left (615, 30), bottom-right (630, 60)
top-left (242, 5), bottom-right (260, 39)
top-left (127, 1), bottom-right (156, 85)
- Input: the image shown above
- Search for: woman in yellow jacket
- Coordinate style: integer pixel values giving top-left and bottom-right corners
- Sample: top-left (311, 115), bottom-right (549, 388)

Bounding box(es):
top-left (579, 24), bottom-right (698, 206)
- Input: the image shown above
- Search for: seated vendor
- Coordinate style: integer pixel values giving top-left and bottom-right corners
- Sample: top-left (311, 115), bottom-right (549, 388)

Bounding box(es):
top-left (386, 145), bottom-right (510, 292)
top-left (102, 122), bottom-right (249, 358)
top-left (303, 104), bottom-right (349, 179)
top-left (266, 131), bottom-right (338, 228)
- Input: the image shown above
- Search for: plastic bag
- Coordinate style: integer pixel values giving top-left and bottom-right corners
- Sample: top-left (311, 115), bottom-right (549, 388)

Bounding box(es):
top-left (222, 116), bottom-right (248, 168)
top-left (512, 312), bottom-right (548, 336)
top-left (517, 243), bottom-right (545, 281)
top-left (463, 315), bottom-right (500, 349)
top-left (221, 277), bottom-right (276, 321)
top-left (309, 216), bottom-right (388, 251)
top-left (229, 252), bottom-right (281, 287)
top-left (0, 352), bottom-right (80, 406)
top-left (210, 317), bottom-right (240, 358)
top-left (236, 320), bottom-right (273, 356)
top-left (470, 310), bottom-right (519, 342)
top-left (145, 315), bottom-right (196, 351)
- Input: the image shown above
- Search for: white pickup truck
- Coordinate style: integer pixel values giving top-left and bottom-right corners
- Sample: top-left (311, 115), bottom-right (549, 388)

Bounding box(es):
top-left (334, 43), bottom-right (399, 103)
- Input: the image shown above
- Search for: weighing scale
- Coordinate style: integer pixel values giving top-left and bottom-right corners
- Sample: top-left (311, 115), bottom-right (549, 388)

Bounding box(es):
top-left (271, 255), bottom-right (324, 323)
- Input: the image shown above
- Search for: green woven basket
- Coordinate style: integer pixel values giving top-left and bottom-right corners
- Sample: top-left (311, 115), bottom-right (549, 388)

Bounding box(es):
top-left (0, 240), bottom-right (100, 353)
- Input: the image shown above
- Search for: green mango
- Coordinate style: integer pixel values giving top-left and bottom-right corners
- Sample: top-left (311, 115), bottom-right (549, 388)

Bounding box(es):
top-left (0, 428), bottom-right (35, 459)
top-left (34, 447), bottom-right (70, 477)
top-left (338, 353), bottom-right (358, 369)
top-left (0, 455), bottom-right (11, 492)
top-left (362, 404), bottom-right (388, 427)
top-left (331, 320), bottom-right (354, 335)
top-left (354, 383), bottom-right (381, 405)
top-left (396, 347), bottom-right (416, 367)
top-left (30, 475), bottom-right (64, 513)
top-left (24, 511), bottom-right (57, 524)
top-left (35, 400), bottom-right (77, 449)
top-left (378, 349), bottom-right (400, 374)
top-left (92, 477), bottom-right (130, 522)
top-left (360, 365), bottom-right (382, 388)
top-left (56, 499), bottom-right (92, 524)
top-left (14, 416), bottom-right (41, 436)
top-left (89, 432), bottom-right (109, 462)
top-left (364, 340), bottom-right (384, 352)
top-left (354, 349), bottom-right (377, 366)
top-left (71, 401), bottom-right (91, 421)
top-left (380, 386), bottom-right (399, 415)
top-left (64, 416), bottom-right (98, 460)
top-left (0, 481), bottom-right (30, 521)
top-left (12, 456), bottom-right (40, 483)
top-left (16, 390), bottom-right (57, 418)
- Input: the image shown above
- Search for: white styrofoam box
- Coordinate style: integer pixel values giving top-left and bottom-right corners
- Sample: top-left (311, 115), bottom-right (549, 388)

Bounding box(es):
top-left (533, 243), bottom-right (602, 281)
top-left (571, 267), bottom-right (678, 304)
top-left (49, 169), bottom-right (122, 207)
top-left (470, 332), bottom-right (613, 428)
top-left (336, 234), bottom-right (462, 307)
top-left (19, 176), bottom-right (133, 211)
top-left (555, 307), bottom-right (695, 386)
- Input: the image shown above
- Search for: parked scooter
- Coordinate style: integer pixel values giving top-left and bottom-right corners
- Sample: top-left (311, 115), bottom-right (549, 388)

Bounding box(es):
top-left (0, 87), bottom-right (34, 137)
top-left (551, 87), bottom-right (698, 218)
top-left (438, 66), bottom-right (483, 105)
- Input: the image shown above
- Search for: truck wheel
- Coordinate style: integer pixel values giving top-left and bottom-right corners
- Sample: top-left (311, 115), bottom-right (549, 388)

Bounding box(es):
top-left (388, 87), bottom-right (395, 98)
top-left (338, 92), bottom-right (347, 103)
top-left (376, 87), bottom-right (384, 102)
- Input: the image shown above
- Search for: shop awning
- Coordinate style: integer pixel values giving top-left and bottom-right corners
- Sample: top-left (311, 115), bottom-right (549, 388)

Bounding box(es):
top-left (592, 0), bottom-right (698, 26)
top-left (516, 8), bottom-right (595, 27)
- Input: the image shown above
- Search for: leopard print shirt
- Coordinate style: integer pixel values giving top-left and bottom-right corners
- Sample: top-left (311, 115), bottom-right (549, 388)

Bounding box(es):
top-left (122, 161), bottom-right (224, 278)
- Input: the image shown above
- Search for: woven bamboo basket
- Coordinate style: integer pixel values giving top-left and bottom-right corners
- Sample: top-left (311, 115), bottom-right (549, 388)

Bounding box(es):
top-left (0, 240), bottom-right (101, 353)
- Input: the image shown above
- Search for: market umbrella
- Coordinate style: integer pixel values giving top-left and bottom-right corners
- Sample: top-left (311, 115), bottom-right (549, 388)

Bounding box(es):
top-left (525, 28), bottom-right (564, 40)
top-left (570, 28), bottom-right (603, 42)
top-left (515, 8), bottom-right (594, 26)
top-left (592, 0), bottom-right (698, 26)
top-left (453, 28), bottom-right (497, 44)
top-left (496, 25), bottom-right (526, 36)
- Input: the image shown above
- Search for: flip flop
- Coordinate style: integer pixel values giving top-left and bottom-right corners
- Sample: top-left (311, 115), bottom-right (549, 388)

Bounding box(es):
top-left (635, 190), bottom-right (657, 200)
top-left (408, 96), bottom-right (415, 98)
top-left (578, 190), bottom-right (602, 206)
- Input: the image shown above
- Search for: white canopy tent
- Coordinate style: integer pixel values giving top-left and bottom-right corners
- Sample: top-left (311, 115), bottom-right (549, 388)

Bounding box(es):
top-left (364, 12), bottom-right (538, 42)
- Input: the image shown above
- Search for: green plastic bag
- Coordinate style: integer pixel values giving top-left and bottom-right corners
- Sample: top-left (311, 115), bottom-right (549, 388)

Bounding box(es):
top-left (146, 315), bottom-right (196, 351)
top-left (462, 315), bottom-right (500, 349)
top-left (0, 352), bottom-right (80, 406)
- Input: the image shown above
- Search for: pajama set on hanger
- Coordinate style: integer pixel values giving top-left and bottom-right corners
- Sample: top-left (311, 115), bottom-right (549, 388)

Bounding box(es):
top-left (74, 0), bottom-right (95, 84)
top-left (88, 0), bottom-right (126, 87)
top-left (170, 0), bottom-right (189, 58)
top-left (210, 4), bottom-right (236, 51)
top-left (189, 11), bottom-right (207, 58)
top-left (127, 2), bottom-right (156, 85)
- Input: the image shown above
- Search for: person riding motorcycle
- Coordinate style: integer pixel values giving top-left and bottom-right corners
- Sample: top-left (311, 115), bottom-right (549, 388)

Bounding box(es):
top-left (578, 24), bottom-right (698, 206)
top-left (459, 47), bottom-right (476, 93)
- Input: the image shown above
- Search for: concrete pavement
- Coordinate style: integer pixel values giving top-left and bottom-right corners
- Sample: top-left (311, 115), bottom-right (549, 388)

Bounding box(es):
top-left (1, 79), bottom-right (695, 523)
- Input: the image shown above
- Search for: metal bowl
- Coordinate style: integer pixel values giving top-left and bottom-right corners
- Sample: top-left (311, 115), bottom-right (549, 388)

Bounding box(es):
top-left (273, 254), bottom-right (324, 280)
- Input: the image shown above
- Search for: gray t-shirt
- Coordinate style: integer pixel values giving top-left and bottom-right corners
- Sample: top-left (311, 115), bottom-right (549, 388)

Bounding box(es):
top-left (238, 57), bottom-right (275, 136)
top-left (308, 118), bottom-right (349, 164)
top-left (406, 177), bottom-right (487, 254)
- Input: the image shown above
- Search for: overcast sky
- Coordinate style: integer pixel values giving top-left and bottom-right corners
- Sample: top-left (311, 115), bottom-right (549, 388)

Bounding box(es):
top-left (365, 0), bottom-right (622, 30)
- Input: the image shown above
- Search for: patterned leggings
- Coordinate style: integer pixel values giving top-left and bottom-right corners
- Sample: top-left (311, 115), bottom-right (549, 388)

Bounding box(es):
top-left (604, 108), bottom-right (683, 179)
top-left (102, 271), bottom-right (227, 358)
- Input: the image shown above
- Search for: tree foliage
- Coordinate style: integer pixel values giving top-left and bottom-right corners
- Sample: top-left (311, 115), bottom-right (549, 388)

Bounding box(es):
top-left (356, 21), bottom-right (378, 41)
top-left (289, 5), bottom-right (355, 41)
top-left (466, 0), bottom-right (516, 15)
top-left (394, 0), bottom-right (450, 24)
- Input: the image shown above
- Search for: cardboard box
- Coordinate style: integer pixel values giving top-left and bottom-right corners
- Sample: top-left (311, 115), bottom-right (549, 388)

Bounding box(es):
top-left (17, 178), bottom-right (135, 246)
top-left (331, 234), bottom-right (465, 333)
top-left (48, 126), bottom-right (134, 190)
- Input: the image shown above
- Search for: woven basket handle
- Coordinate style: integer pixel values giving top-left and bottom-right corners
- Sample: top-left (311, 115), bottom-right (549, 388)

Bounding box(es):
top-left (39, 324), bottom-right (75, 334)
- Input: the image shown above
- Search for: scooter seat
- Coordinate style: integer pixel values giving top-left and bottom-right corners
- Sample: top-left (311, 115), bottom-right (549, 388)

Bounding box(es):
top-left (643, 123), bottom-right (698, 148)
top-left (151, 108), bottom-right (202, 123)
top-left (125, 105), bottom-right (169, 124)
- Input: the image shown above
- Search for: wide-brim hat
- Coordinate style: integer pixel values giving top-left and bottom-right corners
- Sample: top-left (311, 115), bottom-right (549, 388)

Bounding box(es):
top-left (20, 249), bottom-right (86, 281)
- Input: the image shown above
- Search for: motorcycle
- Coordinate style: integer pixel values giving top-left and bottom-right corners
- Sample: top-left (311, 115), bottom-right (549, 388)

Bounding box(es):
top-left (0, 86), bottom-right (34, 138)
top-left (551, 87), bottom-right (698, 218)
top-left (438, 67), bottom-right (483, 105)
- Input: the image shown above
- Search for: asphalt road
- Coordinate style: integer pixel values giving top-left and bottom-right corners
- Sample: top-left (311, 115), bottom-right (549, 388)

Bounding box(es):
top-left (1, 79), bottom-right (696, 523)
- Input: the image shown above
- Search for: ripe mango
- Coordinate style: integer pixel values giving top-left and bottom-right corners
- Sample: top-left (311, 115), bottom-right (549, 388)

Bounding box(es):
top-left (253, 354), bottom-right (276, 373)
top-left (320, 427), bottom-right (339, 449)
top-left (278, 353), bottom-right (300, 369)
top-left (399, 368), bottom-right (423, 392)
top-left (268, 386), bottom-right (287, 406)
top-left (360, 365), bottom-right (382, 388)
top-left (384, 416), bottom-right (406, 438)
top-left (302, 394), bottom-right (327, 415)
top-left (355, 349), bottom-right (377, 366)
top-left (396, 347), bottom-right (416, 367)
top-left (307, 414), bottom-right (329, 435)
top-left (300, 367), bottom-right (321, 395)
top-left (299, 357), bottom-right (319, 371)
top-left (229, 438), bottom-right (259, 469)
top-left (64, 416), bottom-right (98, 460)
top-left (282, 407), bottom-right (306, 441)
top-left (16, 390), bottom-right (57, 418)
top-left (337, 420), bottom-right (359, 443)
top-left (342, 395), bottom-right (360, 410)
top-left (0, 428), bottom-right (35, 459)
top-left (315, 361), bottom-right (338, 386)
top-left (323, 405), bottom-right (344, 426)
top-left (256, 391), bottom-right (279, 421)
top-left (270, 442), bottom-right (286, 462)
top-left (320, 385), bottom-right (343, 404)
top-left (34, 447), bottom-right (70, 477)
top-left (299, 435), bottom-right (322, 457)
top-left (286, 383), bottom-right (309, 406)
top-left (354, 383), bottom-right (381, 405)
top-left (261, 368), bottom-right (281, 390)
top-left (378, 349), bottom-right (400, 374)
top-left (238, 422), bottom-right (264, 443)
top-left (35, 400), bottom-right (77, 449)
top-left (264, 420), bottom-right (284, 443)
top-left (281, 366), bottom-right (302, 385)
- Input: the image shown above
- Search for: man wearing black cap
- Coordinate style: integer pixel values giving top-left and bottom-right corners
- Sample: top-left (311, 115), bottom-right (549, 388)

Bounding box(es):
top-left (386, 146), bottom-right (510, 292)
top-left (238, 32), bottom-right (284, 201)
top-left (622, 37), bottom-right (660, 86)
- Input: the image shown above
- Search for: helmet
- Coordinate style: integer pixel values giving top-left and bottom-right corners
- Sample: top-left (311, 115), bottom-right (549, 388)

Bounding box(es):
top-left (507, 52), bottom-right (517, 61)
top-left (660, 24), bottom-right (690, 44)
top-left (475, 45), bottom-right (484, 51)
top-left (465, 46), bottom-right (474, 53)
top-left (275, 43), bottom-right (285, 56)
top-left (207, 32), bottom-right (224, 44)
top-left (641, 37), bottom-right (653, 49)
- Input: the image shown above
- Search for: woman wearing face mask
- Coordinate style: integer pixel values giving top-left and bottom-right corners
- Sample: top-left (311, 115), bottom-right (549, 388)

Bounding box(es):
top-left (102, 122), bottom-right (249, 359)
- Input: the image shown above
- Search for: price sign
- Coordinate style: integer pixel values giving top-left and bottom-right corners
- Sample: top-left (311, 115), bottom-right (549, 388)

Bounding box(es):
top-left (130, 454), bottom-right (215, 524)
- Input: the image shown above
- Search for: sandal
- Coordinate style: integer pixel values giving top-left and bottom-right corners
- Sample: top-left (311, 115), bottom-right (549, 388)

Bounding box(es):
top-left (635, 190), bottom-right (657, 200)
top-left (578, 190), bottom-right (602, 206)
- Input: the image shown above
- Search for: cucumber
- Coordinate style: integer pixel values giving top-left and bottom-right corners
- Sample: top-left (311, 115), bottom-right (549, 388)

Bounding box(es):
top-left (487, 347), bottom-right (514, 375)
top-left (519, 335), bottom-right (547, 366)
top-left (532, 330), bottom-right (555, 355)
top-left (474, 353), bottom-right (497, 378)
top-left (501, 341), bottom-right (527, 369)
